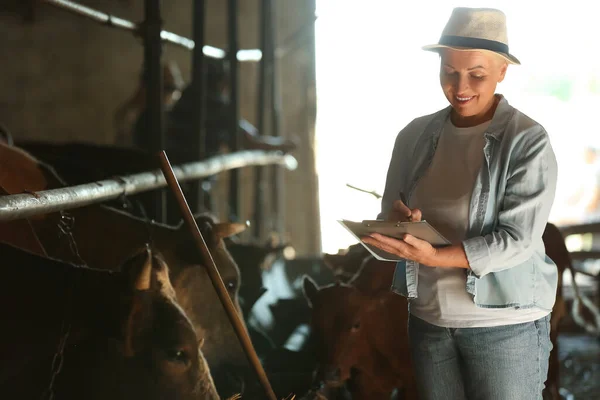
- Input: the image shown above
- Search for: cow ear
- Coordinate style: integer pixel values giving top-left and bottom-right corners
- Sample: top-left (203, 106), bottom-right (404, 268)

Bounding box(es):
top-left (120, 245), bottom-right (153, 291)
top-left (213, 222), bottom-right (247, 240)
top-left (302, 275), bottom-right (319, 308)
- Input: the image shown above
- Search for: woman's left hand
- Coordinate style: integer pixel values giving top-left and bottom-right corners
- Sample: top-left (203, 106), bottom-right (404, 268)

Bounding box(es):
top-left (362, 233), bottom-right (438, 266)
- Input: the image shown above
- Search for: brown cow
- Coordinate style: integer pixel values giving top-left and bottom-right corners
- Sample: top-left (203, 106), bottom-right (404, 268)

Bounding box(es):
top-left (0, 242), bottom-right (220, 399)
top-left (302, 271), bottom-right (416, 400)
top-left (0, 142), bottom-right (248, 396)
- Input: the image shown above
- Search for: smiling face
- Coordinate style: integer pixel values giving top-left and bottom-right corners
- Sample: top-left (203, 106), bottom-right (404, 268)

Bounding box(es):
top-left (439, 48), bottom-right (508, 127)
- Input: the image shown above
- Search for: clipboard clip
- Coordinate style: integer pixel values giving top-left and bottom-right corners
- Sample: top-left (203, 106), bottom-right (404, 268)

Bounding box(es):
top-left (362, 220), bottom-right (406, 227)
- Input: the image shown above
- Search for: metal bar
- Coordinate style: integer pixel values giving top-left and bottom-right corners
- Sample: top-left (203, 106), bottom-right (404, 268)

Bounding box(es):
top-left (252, 0), bottom-right (270, 239)
top-left (0, 151), bottom-right (298, 222)
top-left (227, 0), bottom-right (240, 222)
top-left (42, 0), bottom-right (262, 61)
top-left (269, 0), bottom-right (286, 236)
top-left (158, 151), bottom-right (278, 400)
top-left (143, 0), bottom-right (166, 222)
top-left (570, 251), bottom-right (600, 262)
top-left (559, 222), bottom-right (600, 236)
top-left (44, 0), bottom-right (136, 30)
top-left (188, 0), bottom-right (207, 213)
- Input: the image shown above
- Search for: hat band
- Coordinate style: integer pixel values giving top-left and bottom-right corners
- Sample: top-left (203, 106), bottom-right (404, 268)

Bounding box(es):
top-left (439, 35), bottom-right (509, 54)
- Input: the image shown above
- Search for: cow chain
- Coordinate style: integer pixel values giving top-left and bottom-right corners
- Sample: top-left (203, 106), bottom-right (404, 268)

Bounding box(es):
top-left (57, 211), bottom-right (86, 266)
top-left (40, 211), bottom-right (83, 400)
top-left (120, 193), bottom-right (156, 249)
top-left (43, 200), bottom-right (152, 399)
top-left (43, 202), bottom-right (152, 399)
top-left (116, 193), bottom-right (155, 248)
top-left (40, 267), bottom-right (78, 400)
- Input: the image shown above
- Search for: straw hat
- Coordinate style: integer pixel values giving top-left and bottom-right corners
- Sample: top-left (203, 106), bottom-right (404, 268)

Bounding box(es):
top-left (422, 7), bottom-right (520, 65)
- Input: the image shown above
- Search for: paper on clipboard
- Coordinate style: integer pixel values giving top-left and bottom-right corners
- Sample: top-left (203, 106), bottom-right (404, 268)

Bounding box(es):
top-left (338, 219), bottom-right (451, 261)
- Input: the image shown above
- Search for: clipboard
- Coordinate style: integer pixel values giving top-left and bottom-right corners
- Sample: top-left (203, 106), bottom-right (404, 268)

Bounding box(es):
top-left (338, 219), bottom-right (451, 261)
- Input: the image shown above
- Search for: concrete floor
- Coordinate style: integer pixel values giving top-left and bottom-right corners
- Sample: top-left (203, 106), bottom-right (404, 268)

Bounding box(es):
top-left (559, 333), bottom-right (600, 400)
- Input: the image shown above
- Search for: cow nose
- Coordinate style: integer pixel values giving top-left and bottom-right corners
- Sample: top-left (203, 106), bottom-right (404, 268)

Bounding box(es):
top-left (211, 365), bottom-right (245, 398)
top-left (324, 366), bottom-right (341, 382)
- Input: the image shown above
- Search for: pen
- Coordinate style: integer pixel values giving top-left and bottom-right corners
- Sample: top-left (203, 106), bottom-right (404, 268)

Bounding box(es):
top-left (399, 191), bottom-right (412, 222)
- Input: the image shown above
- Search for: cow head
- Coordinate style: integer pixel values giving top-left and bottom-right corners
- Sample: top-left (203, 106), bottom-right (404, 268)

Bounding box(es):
top-left (118, 246), bottom-right (219, 399)
top-left (303, 276), bottom-right (382, 388)
top-left (34, 245), bottom-right (222, 400)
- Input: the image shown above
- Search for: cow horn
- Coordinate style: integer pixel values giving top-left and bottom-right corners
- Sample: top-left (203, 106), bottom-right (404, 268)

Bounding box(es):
top-left (134, 246), bottom-right (153, 291)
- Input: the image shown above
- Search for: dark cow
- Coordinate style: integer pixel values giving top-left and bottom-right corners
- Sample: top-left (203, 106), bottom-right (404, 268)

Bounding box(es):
top-left (0, 243), bottom-right (219, 399)
top-left (225, 237), bottom-right (291, 316)
top-left (542, 223), bottom-right (600, 399)
top-left (0, 142), bottom-right (249, 396)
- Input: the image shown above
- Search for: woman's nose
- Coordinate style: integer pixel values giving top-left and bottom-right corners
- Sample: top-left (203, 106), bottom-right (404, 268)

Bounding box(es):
top-left (456, 75), bottom-right (469, 93)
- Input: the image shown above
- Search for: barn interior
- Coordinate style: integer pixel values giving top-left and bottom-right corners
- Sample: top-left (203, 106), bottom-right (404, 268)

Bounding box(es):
top-left (0, 1), bottom-right (598, 399)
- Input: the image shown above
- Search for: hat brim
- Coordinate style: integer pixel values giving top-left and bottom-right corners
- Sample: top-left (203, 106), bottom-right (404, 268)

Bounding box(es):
top-left (422, 44), bottom-right (521, 65)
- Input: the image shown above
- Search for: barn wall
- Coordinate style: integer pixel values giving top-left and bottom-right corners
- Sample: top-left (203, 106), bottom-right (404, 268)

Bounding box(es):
top-left (0, 0), bottom-right (320, 255)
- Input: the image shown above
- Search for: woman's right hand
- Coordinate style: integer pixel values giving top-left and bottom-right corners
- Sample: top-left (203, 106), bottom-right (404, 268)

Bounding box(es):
top-left (387, 199), bottom-right (423, 222)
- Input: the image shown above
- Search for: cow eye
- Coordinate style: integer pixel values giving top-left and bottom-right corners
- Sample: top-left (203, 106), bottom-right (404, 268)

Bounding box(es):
top-left (351, 321), bottom-right (361, 331)
top-left (225, 279), bottom-right (238, 291)
top-left (166, 349), bottom-right (190, 364)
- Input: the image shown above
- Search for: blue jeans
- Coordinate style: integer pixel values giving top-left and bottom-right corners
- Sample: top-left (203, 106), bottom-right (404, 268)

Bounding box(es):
top-left (408, 314), bottom-right (552, 400)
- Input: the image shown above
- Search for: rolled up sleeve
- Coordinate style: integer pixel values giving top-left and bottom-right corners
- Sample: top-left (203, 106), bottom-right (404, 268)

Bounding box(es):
top-left (463, 127), bottom-right (558, 278)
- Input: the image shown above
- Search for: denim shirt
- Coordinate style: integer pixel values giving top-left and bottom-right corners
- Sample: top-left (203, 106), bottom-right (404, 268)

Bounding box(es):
top-left (378, 95), bottom-right (559, 310)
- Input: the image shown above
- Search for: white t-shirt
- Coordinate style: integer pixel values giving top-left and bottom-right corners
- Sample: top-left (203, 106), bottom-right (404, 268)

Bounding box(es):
top-left (409, 118), bottom-right (549, 328)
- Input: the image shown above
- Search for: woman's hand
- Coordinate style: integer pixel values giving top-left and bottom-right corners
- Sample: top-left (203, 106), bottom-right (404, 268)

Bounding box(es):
top-left (387, 199), bottom-right (423, 222)
top-left (362, 233), bottom-right (439, 266)
top-left (362, 234), bottom-right (471, 269)
top-left (367, 198), bottom-right (470, 268)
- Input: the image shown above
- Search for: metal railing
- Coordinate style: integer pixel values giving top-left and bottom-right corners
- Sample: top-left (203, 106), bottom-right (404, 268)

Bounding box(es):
top-left (0, 150), bottom-right (297, 221)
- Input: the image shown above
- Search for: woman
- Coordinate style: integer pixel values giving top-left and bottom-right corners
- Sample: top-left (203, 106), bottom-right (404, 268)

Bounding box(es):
top-left (362, 7), bottom-right (558, 400)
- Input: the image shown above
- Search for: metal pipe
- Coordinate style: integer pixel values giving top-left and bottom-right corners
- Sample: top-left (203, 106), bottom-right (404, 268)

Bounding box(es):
top-left (227, 0), bottom-right (240, 222)
top-left (42, 0), bottom-right (262, 61)
top-left (269, 0), bottom-right (286, 236)
top-left (570, 251), bottom-right (600, 262)
top-left (44, 0), bottom-right (136, 30)
top-left (143, 0), bottom-right (166, 222)
top-left (0, 151), bottom-right (298, 222)
top-left (188, 0), bottom-right (207, 213)
top-left (559, 222), bottom-right (600, 237)
top-left (252, 0), bottom-right (270, 239)
top-left (158, 151), bottom-right (278, 400)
